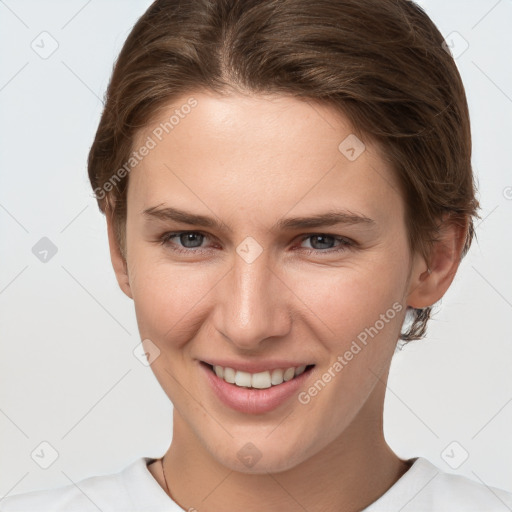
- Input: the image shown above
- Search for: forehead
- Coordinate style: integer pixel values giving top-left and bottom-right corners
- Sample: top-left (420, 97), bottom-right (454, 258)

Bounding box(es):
top-left (128, 91), bottom-right (403, 225)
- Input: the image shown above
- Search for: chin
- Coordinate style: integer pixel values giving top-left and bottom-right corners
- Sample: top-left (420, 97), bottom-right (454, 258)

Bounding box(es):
top-left (209, 438), bottom-right (312, 475)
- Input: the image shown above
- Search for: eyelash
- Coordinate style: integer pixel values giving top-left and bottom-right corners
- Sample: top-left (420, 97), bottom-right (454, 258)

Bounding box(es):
top-left (157, 231), bottom-right (354, 255)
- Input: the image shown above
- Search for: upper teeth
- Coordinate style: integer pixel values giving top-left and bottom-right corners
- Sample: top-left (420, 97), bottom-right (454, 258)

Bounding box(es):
top-left (213, 365), bottom-right (308, 389)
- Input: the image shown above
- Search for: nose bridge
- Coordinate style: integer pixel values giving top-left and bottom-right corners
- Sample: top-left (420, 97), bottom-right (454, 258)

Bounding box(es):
top-left (216, 249), bottom-right (290, 348)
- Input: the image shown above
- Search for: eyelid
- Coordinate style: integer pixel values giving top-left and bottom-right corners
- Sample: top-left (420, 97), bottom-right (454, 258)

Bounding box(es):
top-left (158, 230), bottom-right (355, 254)
top-left (159, 230), bottom-right (213, 247)
top-left (295, 233), bottom-right (354, 252)
top-left (297, 233), bottom-right (353, 244)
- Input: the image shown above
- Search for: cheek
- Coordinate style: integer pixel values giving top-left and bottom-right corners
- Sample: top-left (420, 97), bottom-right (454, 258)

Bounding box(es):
top-left (294, 263), bottom-right (405, 334)
top-left (128, 251), bottom-right (214, 342)
top-left (290, 262), bottom-right (407, 425)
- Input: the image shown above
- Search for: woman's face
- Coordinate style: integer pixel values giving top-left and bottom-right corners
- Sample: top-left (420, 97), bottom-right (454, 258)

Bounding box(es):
top-left (118, 90), bottom-right (423, 473)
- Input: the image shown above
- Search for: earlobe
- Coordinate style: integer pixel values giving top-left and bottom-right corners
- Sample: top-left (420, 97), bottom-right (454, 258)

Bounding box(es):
top-left (407, 215), bottom-right (468, 309)
top-left (106, 213), bottom-right (133, 300)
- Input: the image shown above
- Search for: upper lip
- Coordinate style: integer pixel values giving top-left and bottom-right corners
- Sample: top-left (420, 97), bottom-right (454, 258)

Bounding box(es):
top-left (201, 359), bottom-right (314, 374)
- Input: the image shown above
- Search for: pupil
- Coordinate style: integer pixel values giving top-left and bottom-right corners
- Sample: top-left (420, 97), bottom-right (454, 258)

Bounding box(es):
top-left (311, 235), bottom-right (334, 250)
top-left (180, 233), bottom-right (203, 248)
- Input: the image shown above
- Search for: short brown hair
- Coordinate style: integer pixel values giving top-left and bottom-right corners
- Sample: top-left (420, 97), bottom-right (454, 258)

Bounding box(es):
top-left (88, 0), bottom-right (480, 342)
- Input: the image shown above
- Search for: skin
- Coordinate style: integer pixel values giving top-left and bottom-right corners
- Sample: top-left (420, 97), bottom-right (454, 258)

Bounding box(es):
top-left (107, 90), bottom-right (467, 512)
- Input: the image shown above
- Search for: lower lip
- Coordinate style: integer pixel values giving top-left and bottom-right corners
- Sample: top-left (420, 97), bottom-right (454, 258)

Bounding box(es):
top-left (199, 362), bottom-right (315, 415)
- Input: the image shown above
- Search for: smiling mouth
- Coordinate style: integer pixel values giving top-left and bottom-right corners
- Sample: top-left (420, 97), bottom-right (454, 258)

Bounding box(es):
top-left (202, 362), bottom-right (315, 389)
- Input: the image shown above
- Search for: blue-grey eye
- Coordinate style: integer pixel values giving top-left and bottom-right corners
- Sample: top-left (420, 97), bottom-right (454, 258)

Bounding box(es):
top-left (179, 232), bottom-right (205, 248)
top-left (305, 235), bottom-right (337, 250)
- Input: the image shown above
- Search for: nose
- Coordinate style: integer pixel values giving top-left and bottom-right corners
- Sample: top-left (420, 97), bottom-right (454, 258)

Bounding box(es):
top-left (212, 249), bottom-right (292, 350)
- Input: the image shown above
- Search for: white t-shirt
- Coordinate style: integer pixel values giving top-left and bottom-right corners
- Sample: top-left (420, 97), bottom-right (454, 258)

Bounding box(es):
top-left (1, 456), bottom-right (511, 511)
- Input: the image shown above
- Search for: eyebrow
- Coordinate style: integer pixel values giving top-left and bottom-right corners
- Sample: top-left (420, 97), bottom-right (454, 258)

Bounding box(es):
top-left (142, 205), bottom-right (375, 232)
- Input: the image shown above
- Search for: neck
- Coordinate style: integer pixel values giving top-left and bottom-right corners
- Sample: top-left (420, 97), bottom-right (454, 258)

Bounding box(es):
top-left (157, 387), bottom-right (412, 512)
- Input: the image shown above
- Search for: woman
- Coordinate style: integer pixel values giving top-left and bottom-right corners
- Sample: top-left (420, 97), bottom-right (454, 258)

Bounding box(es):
top-left (2, 0), bottom-right (511, 510)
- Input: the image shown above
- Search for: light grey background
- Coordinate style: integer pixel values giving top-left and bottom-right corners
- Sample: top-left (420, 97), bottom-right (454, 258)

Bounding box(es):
top-left (1, 0), bottom-right (511, 498)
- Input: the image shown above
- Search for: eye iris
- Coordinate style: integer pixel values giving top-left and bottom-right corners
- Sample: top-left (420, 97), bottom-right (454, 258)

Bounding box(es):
top-left (180, 233), bottom-right (204, 248)
top-left (310, 235), bottom-right (334, 250)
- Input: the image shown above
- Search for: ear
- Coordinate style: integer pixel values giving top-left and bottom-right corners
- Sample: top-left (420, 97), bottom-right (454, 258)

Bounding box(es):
top-left (106, 212), bottom-right (133, 299)
top-left (407, 214), bottom-right (468, 309)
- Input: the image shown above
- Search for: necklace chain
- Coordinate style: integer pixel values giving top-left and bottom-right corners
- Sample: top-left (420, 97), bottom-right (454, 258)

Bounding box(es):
top-left (161, 456), bottom-right (172, 500)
